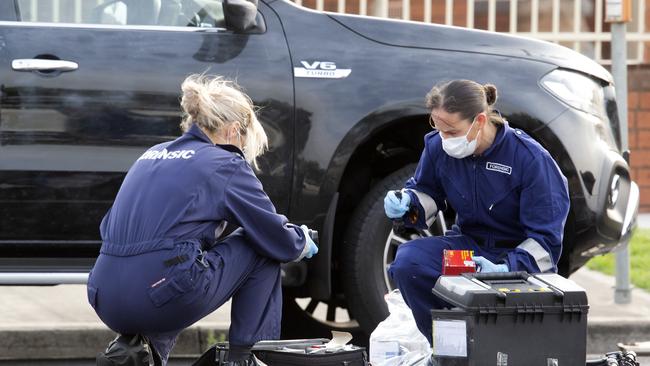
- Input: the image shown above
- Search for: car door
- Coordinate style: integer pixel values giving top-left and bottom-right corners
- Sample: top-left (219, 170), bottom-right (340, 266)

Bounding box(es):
top-left (0, 0), bottom-right (294, 276)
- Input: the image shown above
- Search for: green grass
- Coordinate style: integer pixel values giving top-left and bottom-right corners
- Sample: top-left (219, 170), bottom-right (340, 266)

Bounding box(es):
top-left (586, 228), bottom-right (650, 291)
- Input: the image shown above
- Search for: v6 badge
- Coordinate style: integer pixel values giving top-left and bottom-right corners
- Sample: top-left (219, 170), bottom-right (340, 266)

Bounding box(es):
top-left (294, 60), bottom-right (351, 79)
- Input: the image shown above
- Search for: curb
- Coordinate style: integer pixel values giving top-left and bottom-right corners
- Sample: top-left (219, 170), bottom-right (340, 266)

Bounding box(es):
top-left (0, 325), bottom-right (229, 360)
top-left (587, 319), bottom-right (650, 355)
top-left (1, 321), bottom-right (649, 360)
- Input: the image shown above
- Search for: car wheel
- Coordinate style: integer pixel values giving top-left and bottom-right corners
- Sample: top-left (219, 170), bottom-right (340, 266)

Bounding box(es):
top-left (342, 164), bottom-right (447, 335)
top-left (281, 292), bottom-right (366, 342)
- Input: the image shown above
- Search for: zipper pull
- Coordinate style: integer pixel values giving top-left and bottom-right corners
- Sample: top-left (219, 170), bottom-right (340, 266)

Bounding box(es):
top-left (489, 204), bottom-right (494, 211)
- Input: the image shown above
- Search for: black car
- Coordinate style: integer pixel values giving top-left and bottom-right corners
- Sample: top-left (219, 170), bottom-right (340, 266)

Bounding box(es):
top-left (0, 0), bottom-right (638, 339)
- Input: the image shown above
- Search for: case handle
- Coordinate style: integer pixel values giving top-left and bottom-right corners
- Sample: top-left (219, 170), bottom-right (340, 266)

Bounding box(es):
top-left (462, 271), bottom-right (530, 282)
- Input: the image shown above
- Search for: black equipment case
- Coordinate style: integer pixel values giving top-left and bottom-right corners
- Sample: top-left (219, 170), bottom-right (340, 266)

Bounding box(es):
top-left (193, 339), bottom-right (367, 366)
top-left (430, 272), bottom-right (589, 366)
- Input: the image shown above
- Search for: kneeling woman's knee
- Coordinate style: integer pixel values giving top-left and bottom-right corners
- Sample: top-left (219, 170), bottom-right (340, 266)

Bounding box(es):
top-left (388, 244), bottom-right (421, 281)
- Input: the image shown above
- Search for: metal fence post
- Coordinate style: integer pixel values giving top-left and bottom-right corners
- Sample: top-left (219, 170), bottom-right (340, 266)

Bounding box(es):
top-left (608, 0), bottom-right (632, 304)
top-left (373, 0), bottom-right (389, 18)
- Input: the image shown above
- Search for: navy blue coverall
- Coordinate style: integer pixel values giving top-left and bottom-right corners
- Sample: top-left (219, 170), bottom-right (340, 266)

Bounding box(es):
top-left (87, 124), bottom-right (307, 364)
top-left (388, 122), bottom-right (570, 344)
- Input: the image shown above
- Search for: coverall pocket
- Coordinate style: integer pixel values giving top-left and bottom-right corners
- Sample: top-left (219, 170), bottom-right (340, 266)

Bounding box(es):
top-left (487, 185), bottom-right (520, 212)
top-left (147, 270), bottom-right (197, 308)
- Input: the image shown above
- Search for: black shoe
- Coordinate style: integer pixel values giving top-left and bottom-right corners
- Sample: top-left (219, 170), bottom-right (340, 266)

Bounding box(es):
top-left (96, 334), bottom-right (160, 366)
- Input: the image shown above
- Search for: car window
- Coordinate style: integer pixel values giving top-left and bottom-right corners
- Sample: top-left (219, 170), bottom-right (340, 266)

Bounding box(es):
top-left (15, 0), bottom-right (226, 29)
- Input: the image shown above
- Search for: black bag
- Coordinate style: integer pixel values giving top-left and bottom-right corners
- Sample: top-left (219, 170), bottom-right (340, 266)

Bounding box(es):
top-left (193, 339), bottom-right (368, 366)
top-left (96, 334), bottom-right (161, 366)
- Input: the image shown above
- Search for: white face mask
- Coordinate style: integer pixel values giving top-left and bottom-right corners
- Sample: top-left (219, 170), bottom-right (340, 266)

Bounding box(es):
top-left (440, 119), bottom-right (480, 159)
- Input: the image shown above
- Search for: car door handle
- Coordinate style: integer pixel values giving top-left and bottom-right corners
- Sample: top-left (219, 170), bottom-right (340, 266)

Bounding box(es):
top-left (11, 59), bottom-right (78, 72)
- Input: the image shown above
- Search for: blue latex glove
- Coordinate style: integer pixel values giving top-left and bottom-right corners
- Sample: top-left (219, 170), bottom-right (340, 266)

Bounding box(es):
top-left (300, 225), bottom-right (319, 259)
top-left (473, 256), bottom-right (509, 273)
top-left (384, 190), bottom-right (411, 219)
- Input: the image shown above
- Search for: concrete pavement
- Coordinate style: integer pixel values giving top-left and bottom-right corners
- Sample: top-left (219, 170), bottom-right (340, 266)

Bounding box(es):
top-left (1, 267), bottom-right (649, 360)
top-left (0, 285), bottom-right (231, 360)
top-left (1, 215), bottom-right (650, 360)
top-left (572, 267), bottom-right (650, 355)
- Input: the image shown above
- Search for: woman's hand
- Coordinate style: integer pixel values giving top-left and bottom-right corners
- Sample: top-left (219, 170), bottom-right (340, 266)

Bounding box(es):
top-left (300, 225), bottom-right (319, 258)
top-left (473, 256), bottom-right (508, 273)
top-left (384, 190), bottom-right (411, 219)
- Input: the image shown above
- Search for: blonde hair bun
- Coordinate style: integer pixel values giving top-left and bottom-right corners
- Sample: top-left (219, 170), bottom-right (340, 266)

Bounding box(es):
top-left (179, 74), bottom-right (268, 168)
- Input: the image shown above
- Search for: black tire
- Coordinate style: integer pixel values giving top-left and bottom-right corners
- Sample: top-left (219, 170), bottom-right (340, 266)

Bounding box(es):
top-left (281, 292), bottom-right (366, 342)
top-left (342, 164), bottom-right (445, 335)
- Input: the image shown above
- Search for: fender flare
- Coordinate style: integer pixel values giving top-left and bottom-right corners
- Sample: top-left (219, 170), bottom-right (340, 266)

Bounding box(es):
top-left (306, 100), bottom-right (428, 300)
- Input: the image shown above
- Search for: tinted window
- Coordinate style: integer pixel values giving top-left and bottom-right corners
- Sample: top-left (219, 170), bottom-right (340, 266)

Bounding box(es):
top-left (15, 0), bottom-right (225, 28)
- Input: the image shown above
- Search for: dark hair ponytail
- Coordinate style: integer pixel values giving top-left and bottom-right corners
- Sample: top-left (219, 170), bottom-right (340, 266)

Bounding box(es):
top-left (425, 79), bottom-right (504, 125)
top-left (484, 84), bottom-right (497, 106)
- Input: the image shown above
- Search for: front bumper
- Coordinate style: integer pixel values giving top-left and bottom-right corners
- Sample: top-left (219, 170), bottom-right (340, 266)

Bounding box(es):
top-left (616, 180), bottom-right (638, 246)
top-left (544, 105), bottom-right (638, 268)
top-left (577, 179), bottom-right (638, 261)
top-left (594, 151), bottom-right (638, 244)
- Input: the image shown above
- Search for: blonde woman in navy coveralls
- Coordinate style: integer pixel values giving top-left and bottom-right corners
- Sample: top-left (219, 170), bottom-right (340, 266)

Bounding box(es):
top-left (87, 75), bottom-right (318, 365)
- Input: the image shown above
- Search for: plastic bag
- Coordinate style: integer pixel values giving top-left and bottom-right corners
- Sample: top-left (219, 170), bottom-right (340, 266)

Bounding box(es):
top-left (369, 290), bottom-right (432, 366)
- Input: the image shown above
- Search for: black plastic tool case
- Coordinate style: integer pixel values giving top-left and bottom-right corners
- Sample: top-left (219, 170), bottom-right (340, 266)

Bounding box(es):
top-left (430, 272), bottom-right (589, 366)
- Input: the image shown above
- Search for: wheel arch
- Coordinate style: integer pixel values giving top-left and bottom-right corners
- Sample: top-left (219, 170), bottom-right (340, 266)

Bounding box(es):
top-left (315, 106), bottom-right (431, 299)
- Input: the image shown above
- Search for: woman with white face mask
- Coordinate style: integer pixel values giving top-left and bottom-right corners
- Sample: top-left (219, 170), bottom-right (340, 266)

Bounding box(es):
top-left (88, 74), bottom-right (318, 366)
top-left (384, 79), bottom-right (570, 347)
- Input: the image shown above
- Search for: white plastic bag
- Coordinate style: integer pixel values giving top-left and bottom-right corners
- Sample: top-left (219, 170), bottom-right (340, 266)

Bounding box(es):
top-left (369, 290), bottom-right (432, 366)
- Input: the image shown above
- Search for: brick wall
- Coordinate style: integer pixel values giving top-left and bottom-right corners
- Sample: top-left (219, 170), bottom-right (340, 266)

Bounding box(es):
top-left (628, 65), bottom-right (650, 211)
top-left (626, 3), bottom-right (650, 212)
